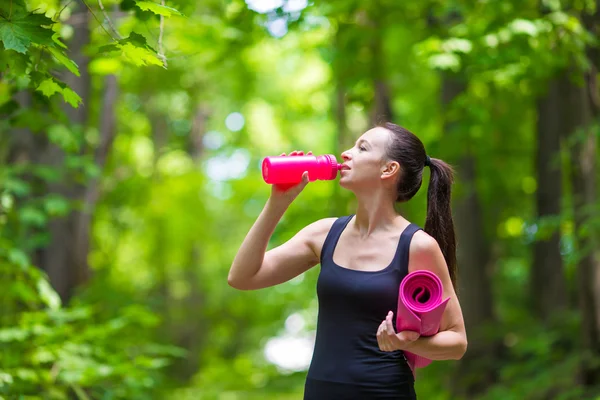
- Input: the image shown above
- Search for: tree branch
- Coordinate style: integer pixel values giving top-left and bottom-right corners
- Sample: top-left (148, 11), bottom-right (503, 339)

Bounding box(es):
top-left (157, 0), bottom-right (167, 67)
top-left (80, 0), bottom-right (117, 42)
top-left (97, 0), bottom-right (122, 40)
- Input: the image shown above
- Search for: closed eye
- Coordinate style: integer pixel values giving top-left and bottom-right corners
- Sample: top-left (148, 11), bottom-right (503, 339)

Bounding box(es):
top-left (359, 146), bottom-right (367, 151)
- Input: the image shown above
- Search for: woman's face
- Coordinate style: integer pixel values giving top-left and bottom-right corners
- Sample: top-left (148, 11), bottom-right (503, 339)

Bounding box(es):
top-left (339, 127), bottom-right (399, 190)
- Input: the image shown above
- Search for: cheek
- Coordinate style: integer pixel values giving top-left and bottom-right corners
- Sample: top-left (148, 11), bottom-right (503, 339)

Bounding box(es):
top-left (356, 164), bottom-right (382, 180)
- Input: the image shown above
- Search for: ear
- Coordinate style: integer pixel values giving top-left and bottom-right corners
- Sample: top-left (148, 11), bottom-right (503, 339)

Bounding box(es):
top-left (381, 160), bottom-right (400, 180)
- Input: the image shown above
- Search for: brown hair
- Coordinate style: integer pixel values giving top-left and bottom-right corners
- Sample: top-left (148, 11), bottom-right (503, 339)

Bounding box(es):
top-left (380, 122), bottom-right (457, 289)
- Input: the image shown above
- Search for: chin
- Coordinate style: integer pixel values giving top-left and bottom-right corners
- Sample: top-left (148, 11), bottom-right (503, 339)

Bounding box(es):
top-left (338, 177), bottom-right (353, 190)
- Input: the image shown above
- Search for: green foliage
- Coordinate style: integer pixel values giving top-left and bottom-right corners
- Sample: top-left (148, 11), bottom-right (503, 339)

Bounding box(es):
top-left (36, 78), bottom-right (82, 107)
top-left (135, 1), bottom-right (184, 17)
top-left (0, 247), bottom-right (184, 397)
top-left (0, 11), bottom-right (55, 53)
top-left (0, 2), bottom-right (81, 84)
top-left (98, 32), bottom-right (165, 67)
top-left (2, 0), bottom-right (600, 399)
top-left (1, 176), bottom-right (183, 398)
top-left (479, 311), bottom-right (586, 400)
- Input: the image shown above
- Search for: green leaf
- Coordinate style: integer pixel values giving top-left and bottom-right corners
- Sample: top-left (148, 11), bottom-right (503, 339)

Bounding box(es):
top-left (1, 192), bottom-right (14, 210)
top-left (19, 206), bottom-right (46, 227)
top-left (0, 328), bottom-right (30, 342)
top-left (0, 12), bottom-right (55, 54)
top-left (47, 46), bottom-right (80, 76)
top-left (6, 51), bottom-right (30, 76)
top-left (31, 165), bottom-right (62, 182)
top-left (0, 0), bottom-right (27, 19)
top-left (96, 33), bottom-right (163, 67)
top-left (441, 38), bottom-right (473, 54)
top-left (0, 81), bottom-right (11, 106)
top-left (509, 19), bottom-right (538, 36)
top-left (11, 280), bottom-right (38, 303)
top-left (37, 278), bottom-right (61, 310)
top-left (35, 78), bottom-right (82, 108)
top-left (48, 124), bottom-right (81, 152)
top-left (135, 1), bottom-right (184, 17)
top-left (121, 42), bottom-right (164, 67)
top-left (15, 368), bottom-right (38, 382)
top-left (148, 357), bottom-right (171, 369)
top-left (126, 31), bottom-right (156, 50)
top-left (0, 25), bottom-right (28, 53)
top-left (44, 194), bottom-right (70, 217)
top-left (120, 0), bottom-right (137, 11)
top-left (0, 372), bottom-right (13, 386)
top-left (52, 32), bottom-right (67, 49)
top-left (8, 248), bottom-right (29, 267)
top-left (32, 348), bottom-right (56, 364)
top-left (428, 53), bottom-right (461, 72)
top-left (97, 43), bottom-right (120, 54)
top-left (61, 86), bottom-right (82, 108)
top-left (36, 78), bottom-right (62, 97)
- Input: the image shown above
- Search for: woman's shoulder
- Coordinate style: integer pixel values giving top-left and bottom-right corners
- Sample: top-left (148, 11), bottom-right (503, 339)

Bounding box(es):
top-left (304, 216), bottom-right (340, 235)
top-left (407, 229), bottom-right (446, 273)
top-left (300, 215), bottom-right (350, 245)
top-left (409, 229), bottom-right (439, 253)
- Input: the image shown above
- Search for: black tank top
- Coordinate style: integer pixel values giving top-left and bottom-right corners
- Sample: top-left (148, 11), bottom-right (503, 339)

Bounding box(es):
top-left (304, 215), bottom-right (420, 399)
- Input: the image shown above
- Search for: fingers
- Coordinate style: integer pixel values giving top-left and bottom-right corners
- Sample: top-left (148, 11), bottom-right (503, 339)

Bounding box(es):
top-left (281, 150), bottom-right (312, 157)
top-left (384, 312), bottom-right (396, 351)
top-left (397, 331), bottom-right (420, 342)
top-left (377, 319), bottom-right (394, 352)
top-left (301, 171), bottom-right (309, 184)
top-left (273, 151), bottom-right (311, 193)
top-left (377, 311), bottom-right (419, 352)
top-left (377, 321), bottom-right (389, 351)
top-left (385, 311), bottom-right (395, 334)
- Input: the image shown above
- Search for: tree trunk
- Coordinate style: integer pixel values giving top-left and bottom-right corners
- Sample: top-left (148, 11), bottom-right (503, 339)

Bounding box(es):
top-left (6, 91), bottom-right (36, 165)
top-left (562, 71), bottom-right (600, 388)
top-left (568, 5), bottom-right (600, 388)
top-left (36, 5), bottom-right (117, 303)
top-left (189, 106), bottom-right (209, 159)
top-left (330, 23), bottom-right (350, 215)
top-left (531, 77), bottom-right (567, 320)
top-left (38, 3), bottom-right (92, 303)
top-left (160, 104), bottom-right (209, 380)
top-left (444, 75), bottom-right (498, 396)
top-left (150, 114), bottom-right (170, 309)
top-left (72, 74), bottom-right (119, 288)
top-left (367, 6), bottom-right (392, 126)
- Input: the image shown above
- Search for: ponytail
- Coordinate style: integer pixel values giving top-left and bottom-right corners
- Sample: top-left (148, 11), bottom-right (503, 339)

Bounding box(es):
top-left (424, 158), bottom-right (457, 291)
top-left (379, 122), bottom-right (458, 291)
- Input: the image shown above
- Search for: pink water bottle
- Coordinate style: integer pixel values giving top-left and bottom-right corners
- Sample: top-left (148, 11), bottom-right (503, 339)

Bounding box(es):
top-left (262, 154), bottom-right (343, 185)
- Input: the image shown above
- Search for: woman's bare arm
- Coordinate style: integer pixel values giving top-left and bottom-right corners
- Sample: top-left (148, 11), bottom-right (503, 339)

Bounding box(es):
top-left (228, 198), bottom-right (335, 290)
top-left (403, 231), bottom-right (468, 360)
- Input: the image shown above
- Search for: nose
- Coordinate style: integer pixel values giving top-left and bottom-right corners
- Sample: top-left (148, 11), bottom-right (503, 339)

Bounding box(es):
top-left (341, 151), bottom-right (351, 161)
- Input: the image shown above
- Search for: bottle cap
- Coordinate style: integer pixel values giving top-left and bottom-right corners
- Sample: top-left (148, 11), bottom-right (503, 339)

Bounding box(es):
top-left (323, 154), bottom-right (340, 180)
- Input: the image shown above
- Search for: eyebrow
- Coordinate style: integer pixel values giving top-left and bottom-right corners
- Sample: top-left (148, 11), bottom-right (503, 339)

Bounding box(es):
top-left (356, 139), bottom-right (371, 147)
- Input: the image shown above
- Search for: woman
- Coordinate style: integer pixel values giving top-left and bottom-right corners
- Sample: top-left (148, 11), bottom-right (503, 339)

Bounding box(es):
top-left (228, 122), bottom-right (467, 399)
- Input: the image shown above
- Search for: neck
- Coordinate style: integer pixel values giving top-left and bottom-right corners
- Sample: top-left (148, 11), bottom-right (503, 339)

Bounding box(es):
top-left (352, 189), bottom-right (401, 237)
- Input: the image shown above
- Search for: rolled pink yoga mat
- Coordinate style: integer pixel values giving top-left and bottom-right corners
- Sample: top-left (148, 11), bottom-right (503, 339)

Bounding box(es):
top-left (395, 269), bottom-right (450, 376)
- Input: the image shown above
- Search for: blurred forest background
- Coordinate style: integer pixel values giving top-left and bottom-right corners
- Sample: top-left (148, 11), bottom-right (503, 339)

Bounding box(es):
top-left (1, 0), bottom-right (600, 398)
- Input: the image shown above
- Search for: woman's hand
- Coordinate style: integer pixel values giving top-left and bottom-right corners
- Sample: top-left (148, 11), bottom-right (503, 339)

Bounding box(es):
top-left (377, 311), bottom-right (420, 352)
top-left (269, 150), bottom-right (312, 206)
